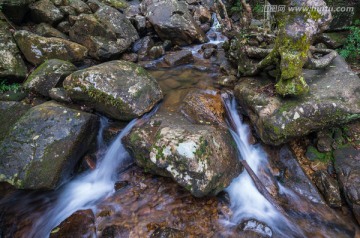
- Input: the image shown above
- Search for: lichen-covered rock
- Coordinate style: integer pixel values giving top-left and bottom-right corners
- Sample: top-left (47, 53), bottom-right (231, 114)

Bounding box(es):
top-left (29, 0), bottom-right (64, 25)
top-left (234, 56), bottom-right (360, 145)
top-left (69, 5), bottom-right (139, 60)
top-left (34, 23), bottom-right (69, 39)
top-left (334, 146), bottom-right (360, 224)
top-left (24, 59), bottom-right (77, 97)
top-left (0, 101), bottom-right (99, 189)
top-left (13, 30), bottom-right (88, 65)
top-left (62, 0), bottom-right (92, 14)
top-left (63, 60), bottom-right (163, 120)
top-left (0, 101), bottom-right (31, 142)
top-left (0, 18), bottom-right (27, 82)
top-left (141, 0), bottom-right (208, 46)
top-left (123, 111), bottom-right (242, 197)
top-left (180, 89), bottom-right (226, 126)
top-left (49, 87), bottom-right (72, 103)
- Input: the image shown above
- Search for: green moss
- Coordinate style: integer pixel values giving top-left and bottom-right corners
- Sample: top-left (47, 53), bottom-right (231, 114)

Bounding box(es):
top-left (129, 132), bottom-right (141, 144)
top-left (306, 146), bottom-right (334, 163)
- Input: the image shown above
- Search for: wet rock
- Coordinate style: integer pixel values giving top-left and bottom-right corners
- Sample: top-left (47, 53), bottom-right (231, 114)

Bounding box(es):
top-left (34, 23), bottom-right (69, 39)
top-left (316, 129), bottom-right (334, 152)
top-left (1, 0), bottom-right (36, 24)
top-left (49, 88), bottom-right (72, 103)
top-left (14, 30), bottom-right (88, 65)
top-left (278, 146), bottom-right (325, 204)
top-left (123, 111), bottom-right (242, 197)
top-left (150, 227), bottom-right (186, 238)
top-left (63, 60), bottom-right (163, 120)
top-left (0, 101), bottom-right (31, 142)
top-left (141, 0), bottom-right (208, 46)
top-left (133, 36), bottom-right (154, 61)
top-left (29, 0), bottom-right (64, 25)
top-left (99, 225), bottom-right (130, 237)
top-left (180, 89), bottom-right (226, 126)
top-left (24, 59), bottom-right (77, 97)
top-left (203, 48), bottom-right (216, 59)
top-left (216, 75), bottom-right (238, 87)
top-left (314, 171), bottom-right (342, 208)
top-left (69, 5), bottom-right (139, 60)
top-left (0, 18), bottom-right (27, 83)
top-left (50, 209), bottom-right (96, 238)
top-left (164, 50), bottom-right (194, 67)
top-left (149, 46), bottom-right (165, 60)
top-left (133, 15), bottom-right (147, 34)
top-left (200, 23), bottom-right (211, 33)
top-left (334, 146), bottom-right (360, 224)
top-left (120, 53), bottom-right (138, 62)
top-left (236, 219), bottom-right (272, 238)
top-left (193, 5), bottom-right (211, 24)
top-left (234, 56), bottom-right (360, 145)
top-left (0, 101), bottom-right (99, 189)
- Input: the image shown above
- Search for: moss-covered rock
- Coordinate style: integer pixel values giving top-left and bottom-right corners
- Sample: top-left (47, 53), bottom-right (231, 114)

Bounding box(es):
top-left (0, 18), bottom-right (27, 83)
top-left (13, 30), bottom-right (88, 65)
top-left (63, 60), bottom-right (163, 120)
top-left (234, 56), bottom-right (360, 145)
top-left (24, 59), bottom-right (77, 97)
top-left (0, 101), bottom-right (99, 189)
top-left (69, 5), bottom-right (139, 60)
top-left (123, 111), bottom-right (242, 197)
top-left (141, 0), bottom-right (208, 46)
top-left (34, 23), bottom-right (69, 40)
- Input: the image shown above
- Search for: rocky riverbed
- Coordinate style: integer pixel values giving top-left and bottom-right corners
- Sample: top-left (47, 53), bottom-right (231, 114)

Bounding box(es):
top-left (0, 0), bottom-right (360, 237)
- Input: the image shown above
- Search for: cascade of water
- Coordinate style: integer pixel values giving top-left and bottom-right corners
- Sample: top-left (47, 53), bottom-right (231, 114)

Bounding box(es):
top-left (29, 107), bottom-right (159, 238)
top-left (221, 93), bottom-right (304, 237)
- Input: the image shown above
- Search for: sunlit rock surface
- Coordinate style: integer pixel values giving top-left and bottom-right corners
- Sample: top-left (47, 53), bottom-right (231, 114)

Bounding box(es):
top-left (235, 56), bottom-right (360, 145)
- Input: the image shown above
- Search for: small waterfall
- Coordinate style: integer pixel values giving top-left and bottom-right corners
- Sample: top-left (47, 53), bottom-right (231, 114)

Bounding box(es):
top-left (29, 107), bottom-right (159, 238)
top-left (222, 94), bottom-right (304, 237)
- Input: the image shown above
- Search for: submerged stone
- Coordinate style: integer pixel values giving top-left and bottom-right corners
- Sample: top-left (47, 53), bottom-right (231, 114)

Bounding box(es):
top-left (63, 60), bottom-right (163, 120)
top-left (234, 56), bottom-right (360, 145)
top-left (0, 101), bottom-right (99, 189)
top-left (123, 111), bottom-right (242, 197)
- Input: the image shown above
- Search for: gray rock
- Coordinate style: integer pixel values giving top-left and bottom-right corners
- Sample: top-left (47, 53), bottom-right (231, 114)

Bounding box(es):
top-left (0, 101), bottom-right (99, 189)
top-left (57, 21), bottom-right (71, 34)
top-left (69, 6), bottom-right (139, 60)
top-left (63, 60), bottom-right (163, 120)
top-left (0, 19), bottom-right (27, 82)
top-left (316, 129), bottom-right (334, 152)
top-left (234, 56), bottom-right (360, 145)
top-left (63, 0), bottom-right (92, 14)
top-left (14, 30), bottom-right (88, 65)
top-left (132, 36), bottom-right (154, 61)
top-left (122, 111), bottom-right (242, 197)
top-left (334, 146), bottom-right (360, 224)
top-left (49, 87), bottom-right (72, 103)
top-left (164, 50), bottom-right (194, 67)
top-left (29, 0), bottom-right (64, 25)
top-left (193, 5), bottom-right (211, 24)
top-left (24, 59), bottom-right (77, 97)
top-left (203, 48), bottom-right (216, 59)
top-left (34, 23), bottom-right (69, 39)
top-left (141, 0), bottom-right (208, 46)
top-left (314, 171), bottom-right (342, 208)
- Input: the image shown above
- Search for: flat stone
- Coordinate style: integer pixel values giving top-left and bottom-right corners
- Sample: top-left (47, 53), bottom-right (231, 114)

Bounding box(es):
top-left (234, 56), bottom-right (360, 145)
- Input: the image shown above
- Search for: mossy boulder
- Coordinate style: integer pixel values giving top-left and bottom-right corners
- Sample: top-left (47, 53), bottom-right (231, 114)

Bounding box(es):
top-left (122, 111), bottom-right (242, 197)
top-left (0, 101), bottom-right (99, 189)
top-left (24, 59), bottom-right (77, 97)
top-left (29, 0), bottom-right (64, 25)
top-left (141, 0), bottom-right (208, 46)
top-left (13, 30), bottom-right (88, 65)
top-left (0, 18), bottom-right (27, 83)
top-left (63, 60), bottom-right (163, 120)
top-left (69, 5), bottom-right (139, 60)
top-left (234, 56), bottom-right (360, 145)
top-left (0, 101), bottom-right (31, 142)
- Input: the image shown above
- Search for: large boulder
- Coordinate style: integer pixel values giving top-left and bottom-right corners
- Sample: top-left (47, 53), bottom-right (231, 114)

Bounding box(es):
top-left (123, 111), bottom-right (242, 197)
top-left (29, 0), bottom-right (64, 25)
top-left (141, 0), bottom-right (208, 46)
top-left (234, 56), bottom-right (360, 145)
top-left (0, 18), bottom-right (27, 82)
top-left (334, 146), bottom-right (360, 224)
top-left (13, 30), bottom-right (88, 65)
top-left (0, 101), bottom-right (99, 189)
top-left (24, 59), bottom-right (77, 97)
top-left (63, 60), bottom-right (163, 120)
top-left (69, 5), bottom-right (139, 60)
